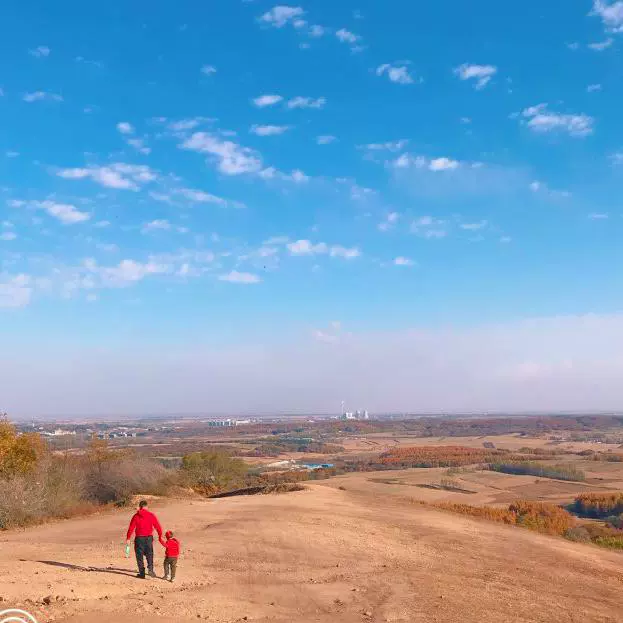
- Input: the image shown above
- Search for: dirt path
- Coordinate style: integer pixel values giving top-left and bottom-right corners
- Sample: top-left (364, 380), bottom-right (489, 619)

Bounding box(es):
top-left (0, 484), bottom-right (621, 623)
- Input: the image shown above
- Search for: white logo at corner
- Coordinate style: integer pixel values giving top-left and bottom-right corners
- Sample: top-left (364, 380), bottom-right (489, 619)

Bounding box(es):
top-left (0, 610), bottom-right (38, 623)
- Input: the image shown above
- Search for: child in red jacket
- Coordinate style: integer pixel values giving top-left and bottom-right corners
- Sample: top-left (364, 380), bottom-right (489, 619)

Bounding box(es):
top-left (160, 530), bottom-right (180, 582)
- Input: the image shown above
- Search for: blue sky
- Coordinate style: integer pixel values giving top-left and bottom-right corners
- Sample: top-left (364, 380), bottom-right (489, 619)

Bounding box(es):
top-left (2, 1), bottom-right (623, 417)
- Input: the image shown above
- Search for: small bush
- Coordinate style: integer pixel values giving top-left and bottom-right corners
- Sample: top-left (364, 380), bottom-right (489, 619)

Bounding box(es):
top-left (489, 462), bottom-right (585, 482)
top-left (573, 493), bottom-right (623, 518)
top-left (564, 526), bottom-right (591, 543)
top-left (181, 450), bottom-right (249, 494)
top-left (592, 536), bottom-right (623, 550)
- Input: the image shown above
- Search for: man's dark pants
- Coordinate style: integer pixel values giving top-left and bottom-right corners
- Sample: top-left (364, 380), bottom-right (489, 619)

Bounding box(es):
top-left (134, 535), bottom-right (154, 576)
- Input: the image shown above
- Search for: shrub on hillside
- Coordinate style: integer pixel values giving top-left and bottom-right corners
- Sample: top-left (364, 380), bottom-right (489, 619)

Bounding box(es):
top-left (564, 526), bottom-right (592, 543)
top-left (573, 493), bottom-right (623, 518)
top-left (83, 439), bottom-right (173, 505)
top-left (377, 446), bottom-right (547, 469)
top-left (181, 450), bottom-right (249, 494)
top-left (434, 500), bottom-right (575, 536)
top-left (489, 462), bottom-right (585, 482)
top-left (0, 419), bottom-right (45, 478)
top-left (509, 501), bottom-right (575, 535)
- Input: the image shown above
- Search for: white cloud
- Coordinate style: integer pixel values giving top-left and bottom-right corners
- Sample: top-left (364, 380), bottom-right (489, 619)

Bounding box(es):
top-left (167, 117), bottom-right (213, 132)
top-left (218, 270), bottom-right (261, 284)
top-left (0, 231), bottom-right (17, 241)
top-left (23, 91), bottom-right (63, 103)
top-left (393, 153), bottom-right (461, 172)
top-left (589, 212), bottom-right (609, 219)
top-left (250, 124), bottom-right (291, 136)
top-left (520, 103), bottom-right (594, 137)
top-left (460, 220), bottom-right (488, 231)
top-left (611, 152), bottom-right (623, 165)
top-left (529, 180), bottom-right (571, 199)
top-left (362, 139), bottom-right (409, 153)
top-left (454, 63), bottom-right (498, 89)
top-left (57, 163), bottom-right (158, 190)
top-left (378, 211), bottom-right (400, 231)
top-left (287, 240), bottom-right (329, 255)
top-left (0, 274), bottom-right (32, 308)
top-left (29, 45), bottom-right (50, 58)
top-left (336, 28), bottom-right (360, 44)
top-left (316, 135), bottom-right (336, 145)
top-left (259, 6), bottom-right (305, 28)
top-left (394, 257), bottom-right (414, 266)
top-left (309, 25), bottom-right (325, 37)
top-left (117, 122), bottom-right (134, 135)
top-left (588, 38), bottom-right (614, 50)
top-left (411, 216), bottom-right (447, 239)
top-left (181, 132), bottom-right (262, 175)
top-left (429, 157), bottom-right (460, 171)
top-left (126, 138), bottom-right (151, 155)
top-left (376, 63), bottom-right (417, 85)
top-left (587, 83), bottom-right (602, 92)
top-left (258, 167), bottom-right (309, 183)
top-left (330, 246), bottom-right (361, 259)
top-left (287, 96), bottom-right (326, 109)
top-left (18, 200), bottom-right (90, 224)
top-left (591, 1), bottom-right (623, 32)
top-left (201, 65), bottom-right (217, 75)
top-left (287, 239), bottom-right (360, 258)
top-left (85, 258), bottom-right (171, 287)
top-left (177, 188), bottom-right (228, 206)
top-left (142, 219), bottom-right (171, 232)
top-left (252, 94), bottom-right (283, 108)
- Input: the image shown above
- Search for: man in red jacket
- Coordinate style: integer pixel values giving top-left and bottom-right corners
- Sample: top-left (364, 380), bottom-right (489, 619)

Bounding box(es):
top-left (126, 499), bottom-right (163, 579)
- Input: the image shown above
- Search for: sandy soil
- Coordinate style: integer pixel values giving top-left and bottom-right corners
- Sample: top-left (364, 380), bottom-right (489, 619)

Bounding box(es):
top-left (1, 482), bottom-right (622, 623)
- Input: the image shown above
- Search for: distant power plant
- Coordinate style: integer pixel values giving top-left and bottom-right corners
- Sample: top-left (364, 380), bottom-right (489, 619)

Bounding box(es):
top-left (340, 401), bottom-right (369, 420)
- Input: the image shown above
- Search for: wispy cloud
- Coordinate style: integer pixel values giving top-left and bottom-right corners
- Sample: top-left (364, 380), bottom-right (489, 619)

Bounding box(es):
top-left (259, 6), bottom-right (305, 28)
top-left (588, 37), bottom-right (614, 50)
top-left (591, 1), bottom-right (623, 33)
top-left (519, 103), bottom-right (594, 137)
top-left (250, 124), bottom-right (291, 136)
top-left (218, 270), bottom-right (261, 284)
top-left (57, 163), bottom-right (158, 190)
top-left (201, 64), bottom-right (217, 75)
top-left (252, 94), bottom-right (283, 108)
top-left (142, 219), bottom-right (171, 232)
top-left (0, 274), bottom-right (32, 308)
top-left (411, 216), bottom-right (447, 239)
top-left (287, 239), bottom-right (360, 258)
top-left (29, 45), bottom-right (50, 58)
top-left (180, 132), bottom-right (262, 175)
top-left (589, 212), bottom-right (609, 219)
top-left (286, 96), bottom-right (326, 109)
top-left (460, 220), bottom-right (488, 231)
top-left (529, 180), bottom-right (571, 199)
top-left (0, 231), bottom-right (17, 241)
top-left (23, 91), bottom-right (63, 103)
top-left (587, 83), bottom-right (602, 92)
top-left (454, 63), bottom-right (498, 89)
top-left (316, 135), bottom-right (337, 145)
top-left (394, 257), bottom-right (415, 266)
top-left (16, 199), bottom-right (91, 224)
top-left (376, 63), bottom-right (417, 85)
top-left (117, 122), bottom-right (134, 135)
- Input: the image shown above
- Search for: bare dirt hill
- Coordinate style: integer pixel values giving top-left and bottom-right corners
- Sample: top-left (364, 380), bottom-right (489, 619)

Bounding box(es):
top-left (0, 483), bottom-right (621, 623)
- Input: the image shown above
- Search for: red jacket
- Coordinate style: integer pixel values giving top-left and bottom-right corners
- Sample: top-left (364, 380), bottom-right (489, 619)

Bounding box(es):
top-left (126, 508), bottom-right (163, 541)
top-left (164, 537), bottom-right (180, 558)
